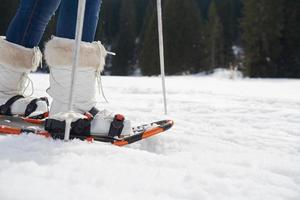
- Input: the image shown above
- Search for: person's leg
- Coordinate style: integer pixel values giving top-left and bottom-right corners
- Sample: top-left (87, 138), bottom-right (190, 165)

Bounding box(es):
top-left (0, 0), bottom-right (61, 117)
top-left (45, 0), bottom-right (131, 136)
top-left (56, 0), bottom-right (101, 42)
top-left (6, 0), bottom-right (61, 48)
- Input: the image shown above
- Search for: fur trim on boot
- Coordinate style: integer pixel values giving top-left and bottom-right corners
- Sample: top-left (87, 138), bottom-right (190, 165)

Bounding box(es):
top-left (44, 36), bottom-right (107, 71)
top-left (0, 37), bottom-right (42, 72)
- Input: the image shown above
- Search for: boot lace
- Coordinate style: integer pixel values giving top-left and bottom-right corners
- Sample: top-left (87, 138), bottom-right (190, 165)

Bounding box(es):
top-left (95, 41), bottom-right (116, 103)
top-left (20, 73), bottom-right (34, 97)
top-left (21, 47), bottom-right (43, 97)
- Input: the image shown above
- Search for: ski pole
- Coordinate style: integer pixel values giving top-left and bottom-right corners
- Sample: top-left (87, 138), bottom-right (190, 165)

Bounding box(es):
top-left (65, 0), bottom-right (87, 141)
top-left (157, 0), bottom-right (168, 115)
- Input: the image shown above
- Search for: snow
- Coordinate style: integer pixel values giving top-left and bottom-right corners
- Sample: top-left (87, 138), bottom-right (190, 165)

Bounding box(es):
top-left (0, 72), bottom-right (300, 200)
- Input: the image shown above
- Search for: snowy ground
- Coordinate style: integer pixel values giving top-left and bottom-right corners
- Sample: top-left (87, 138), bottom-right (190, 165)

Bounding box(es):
top-left (0, 71), bottom-right (299, 200)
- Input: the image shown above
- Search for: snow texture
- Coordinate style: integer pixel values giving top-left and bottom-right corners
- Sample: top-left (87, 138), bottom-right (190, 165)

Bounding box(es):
top-left (0, 72), bottom-right (300, 200)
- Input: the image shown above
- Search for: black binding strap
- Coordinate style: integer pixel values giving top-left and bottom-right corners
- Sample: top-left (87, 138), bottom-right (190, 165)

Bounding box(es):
top-left (0, 95), bottom-right (24, 116)
top-left (71, 107), bottom-right (99, 135)
top-left (45, 107), bottom-right (99, 137)
top-left (108, 114), bottom-right (125, 138)
top-left (24, 97), bottom-right (49, 117)
top-left (45, 108), bottom-right (125, 138)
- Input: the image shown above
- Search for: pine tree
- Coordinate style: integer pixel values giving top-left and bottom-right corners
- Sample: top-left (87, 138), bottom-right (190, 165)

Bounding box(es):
top-left (135, 0), bottom-right (150, 37)
top-left (0, 0), bottom-right (19, 35)
top-left (96, 0), bottom-right (150, 75)
top-left (138, 1), bottom-right (159, 75)
top-left (139, 0), bottom-right (206, 75)
top-left (111, 0), bottom-right (137, 75)
top-left (279, 0), bottom-right (300, 77)
top-left (97, 0), bottom-right (121, 43)
top-left (242, 0), bottom-right (285, 77)
top-left (206, 0), bottom-right (225, 70)
top-left (196, 0), bottom-right (211, 19)
top-left (215, 0), bottom-right (242, 68)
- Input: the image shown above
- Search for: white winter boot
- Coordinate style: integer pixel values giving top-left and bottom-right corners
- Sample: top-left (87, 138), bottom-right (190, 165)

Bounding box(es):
top-left (0, 37), bottom-right (49, 118)
top-left (44, 36), bottom-right (131, 137)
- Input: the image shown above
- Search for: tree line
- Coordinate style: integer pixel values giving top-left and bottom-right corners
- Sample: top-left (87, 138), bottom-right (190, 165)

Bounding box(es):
top-left (0, 0), bottom-right (299, 77)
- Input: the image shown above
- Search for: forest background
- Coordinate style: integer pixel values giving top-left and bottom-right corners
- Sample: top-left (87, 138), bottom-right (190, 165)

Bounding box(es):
top-left (0, 0), bottom-right (299, 78)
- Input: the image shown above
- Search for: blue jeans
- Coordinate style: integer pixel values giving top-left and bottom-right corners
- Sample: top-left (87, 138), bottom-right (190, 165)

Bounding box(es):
top-left (6, 0), bottom-right (101, 48)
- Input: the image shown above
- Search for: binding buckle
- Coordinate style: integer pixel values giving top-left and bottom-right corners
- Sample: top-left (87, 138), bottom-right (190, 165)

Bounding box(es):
top-left (108, 114), bottom-right (125, 138)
